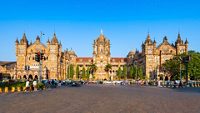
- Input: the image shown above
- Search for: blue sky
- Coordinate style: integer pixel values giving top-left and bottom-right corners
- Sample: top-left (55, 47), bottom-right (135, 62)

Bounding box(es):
top-left (0, 0), bottom-right (200, 61)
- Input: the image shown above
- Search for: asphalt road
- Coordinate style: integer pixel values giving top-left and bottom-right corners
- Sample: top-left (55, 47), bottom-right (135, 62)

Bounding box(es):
top-left (0, 85), bottom-right (200, 113)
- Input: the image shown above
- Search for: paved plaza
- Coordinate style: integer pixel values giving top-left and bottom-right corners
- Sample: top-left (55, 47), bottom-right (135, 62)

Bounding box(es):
top-left (0, 85), bottom-right (200, 113)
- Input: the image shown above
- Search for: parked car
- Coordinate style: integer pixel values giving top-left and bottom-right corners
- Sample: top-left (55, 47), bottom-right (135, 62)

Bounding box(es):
top-left (67, 81), bottom-right (81, 87)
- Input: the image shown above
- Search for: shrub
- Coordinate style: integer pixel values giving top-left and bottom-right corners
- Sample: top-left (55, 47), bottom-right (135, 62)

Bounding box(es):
top-left (37, 82), bottom-right (45, 90)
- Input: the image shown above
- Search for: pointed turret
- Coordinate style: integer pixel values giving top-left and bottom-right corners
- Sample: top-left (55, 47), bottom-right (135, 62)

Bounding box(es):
top-left (163, 36), bottom-right (168, 42)
top-left (153, 38), bottom-right (156, 47)
top-left (185, 38), bottom-right (188, 44)
top-left (144, 33), bottom-right (153, 45)
top-left (36, 35), bottom-right (40, 41)
top-left (47, 38), bottom-right (50, 44)
top-left (176, 32), bottom-right (182, 45)
top-left (153, 38), bottom-right (156, 44)
top-left (20, 33), bottom-right (28, 44)
top-left (15, 38), bottom-right (19, 44)
top-left (51, 33), bottom-right (58, 44)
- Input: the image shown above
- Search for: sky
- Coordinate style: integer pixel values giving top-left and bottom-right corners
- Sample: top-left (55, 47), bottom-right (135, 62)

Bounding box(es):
top-left (0, 0), bottom-right (200, 61)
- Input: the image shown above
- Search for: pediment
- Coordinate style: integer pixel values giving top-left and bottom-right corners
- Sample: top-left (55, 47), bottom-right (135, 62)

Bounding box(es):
top-left (157, 44), bottom-right (176, 54)
top-left (27, 42), bottom-right (47, 53)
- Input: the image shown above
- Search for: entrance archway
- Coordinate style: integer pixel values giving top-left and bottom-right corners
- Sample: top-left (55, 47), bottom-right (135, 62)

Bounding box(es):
top-left (34, 75), bottom-right (38, 80)
top-left (28, 74), bottom-right (33, 80)
top-left (165, 76), bottom-right (169, 81)
top-left (23, 75), bottom-right (27, 79)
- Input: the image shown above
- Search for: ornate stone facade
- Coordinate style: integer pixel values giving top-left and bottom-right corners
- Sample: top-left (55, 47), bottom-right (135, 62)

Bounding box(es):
top-left (0, 32), bottom-right (188, 81)
top-left (137, 33), bottom-right (188, 80)
top-left (15, 33), bottom-right (63, 80)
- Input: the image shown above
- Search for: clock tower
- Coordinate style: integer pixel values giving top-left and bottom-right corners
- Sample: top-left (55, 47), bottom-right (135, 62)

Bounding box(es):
top-left (93, 31), bottom-right (111, 80)
top-left (142, 33), bottom-right (156, 79)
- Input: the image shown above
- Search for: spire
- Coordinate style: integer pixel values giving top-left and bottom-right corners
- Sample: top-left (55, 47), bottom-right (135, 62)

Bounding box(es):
top-left (163, 36), bottom-right (169, 44)
top-left (185, 38), bottom-right (188, 44)
top-left (144, 33), bottom-right (152, 44)
top-left (22, 33), bottom-right (27, 40)
top-left (163, 36), bottom-right (168, 41)
top-left (36, 35), bottom-right (40, 41)
top-left (98, 32), bottom-right (105, 41)
top-left (51, 33), bottom-right (58, 44)
top-left (20, 33), bottom-right (28, 44)
top-left (153, 38), bottom-right (156, 44)
top-left (147, 33), bottom-right (150, 40)
top-left (47, 38), bottom-right (50, 43)
top-left (178, 32), bottom-right (181, 39)
top-left (15, 38), bottom-right (19, 44)
top-left (175, 32), bottom-right (183, 45)
top-left (177, 32), bottom-right (182, 41)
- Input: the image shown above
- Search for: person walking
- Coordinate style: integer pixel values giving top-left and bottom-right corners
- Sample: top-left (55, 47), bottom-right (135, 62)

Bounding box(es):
top-left (33, 79), bottom-right (37, 91)
top-left (25, 80), bottom-right (30, 92)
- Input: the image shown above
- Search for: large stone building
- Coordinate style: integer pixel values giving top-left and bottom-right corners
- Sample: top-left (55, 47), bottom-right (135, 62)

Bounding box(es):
top-left (0, 31), bottom-right (188, 81)
top-left (134, 33), bottom-right (188, 80)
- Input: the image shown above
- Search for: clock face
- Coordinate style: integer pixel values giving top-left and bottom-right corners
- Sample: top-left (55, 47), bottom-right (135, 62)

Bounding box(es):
top-left (163, 46), bottom-right (169, 53)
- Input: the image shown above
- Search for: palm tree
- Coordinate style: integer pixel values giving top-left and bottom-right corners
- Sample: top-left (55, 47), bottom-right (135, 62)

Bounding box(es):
top-left (90, 64), bottom-right (97, 79)
top-left (105, 64), bottom-right (112, 80)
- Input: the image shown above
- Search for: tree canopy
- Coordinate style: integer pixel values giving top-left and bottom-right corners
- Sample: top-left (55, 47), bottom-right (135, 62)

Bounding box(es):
top-left (163, 51), bottom-right (200, 81)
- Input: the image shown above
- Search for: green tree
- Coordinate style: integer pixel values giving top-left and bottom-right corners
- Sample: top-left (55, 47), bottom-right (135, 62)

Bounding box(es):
top-left (128, 66), bottom-right (134, 79)
top-left (76, 66), bottom-right (79, 79)
top-left (188, 51), bottom-right (200, 80)
top-left (86, 68), bottom-right (90, 80)
top-left (163, 57), bottom-right (180, 80)
top-left (163, 51), bottom-right (200, 81)
top-left (137, 66), bottom-right (144, 80)
top-left (117, 67), bottom-right (122, 80)
top-left (104, 64), bottom-right (112, 72)
top-left (122, 65), bottom-right (127, 79)
top-left (105, 64), bottom-right (112, 80)
top-left (90, 64), bottom-right (97, 75)
top-left (82, 67), bottom-right (86, 80)
top-left (68, 64), bottom-right (74, 79)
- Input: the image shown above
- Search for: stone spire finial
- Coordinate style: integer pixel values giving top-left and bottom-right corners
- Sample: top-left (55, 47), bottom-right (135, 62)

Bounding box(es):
top-left (176, 32), bottom-right (182, 44)
top-left (185, 38), bottom-right (188, 44)
top-left (144, 33), bottom-right (152, 44)
top-left (47, 38), bottom-right (50, 43)
top-left (20, 33), bottom-right (28, 44)
top-left (36, 35), bottom-right (40, 41)
top-left (15, 38), bottom-right (19, 44)
top-left (51, 33), bottom-right (58, 44)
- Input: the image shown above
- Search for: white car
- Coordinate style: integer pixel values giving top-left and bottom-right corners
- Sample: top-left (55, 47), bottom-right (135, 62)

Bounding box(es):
top-left (113, 81), bottom-right (123, 84)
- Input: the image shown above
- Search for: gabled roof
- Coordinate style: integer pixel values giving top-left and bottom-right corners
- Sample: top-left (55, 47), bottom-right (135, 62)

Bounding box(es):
top-left (51, 33), bottom-right (59, 44)
top-left (157, 36), bottom-right (175, 50)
